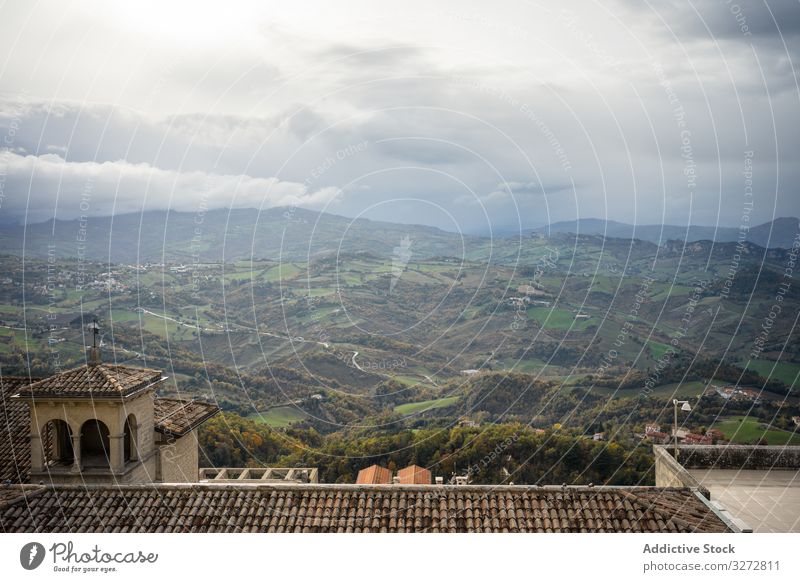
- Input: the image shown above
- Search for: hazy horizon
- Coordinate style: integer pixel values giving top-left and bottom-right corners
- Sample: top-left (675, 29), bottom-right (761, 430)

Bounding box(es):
top-left (3, 204), bottom-right (799, 237)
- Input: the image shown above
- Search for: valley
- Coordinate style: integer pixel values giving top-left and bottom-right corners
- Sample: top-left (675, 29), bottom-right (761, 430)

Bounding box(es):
top-left (1, 208), bottom-right (798, 484)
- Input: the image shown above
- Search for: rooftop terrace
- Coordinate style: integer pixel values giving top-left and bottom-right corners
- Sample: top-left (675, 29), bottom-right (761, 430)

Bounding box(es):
top-left (654, 444), bottom-right (800, 533)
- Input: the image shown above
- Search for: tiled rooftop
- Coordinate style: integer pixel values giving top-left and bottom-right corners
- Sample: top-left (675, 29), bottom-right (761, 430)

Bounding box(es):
top-left (0, 484), bottom-right (732, 533)
top-left (15, 364), bottom-right (163, 399)
top-left (154, 398), bottom-right (220, 437)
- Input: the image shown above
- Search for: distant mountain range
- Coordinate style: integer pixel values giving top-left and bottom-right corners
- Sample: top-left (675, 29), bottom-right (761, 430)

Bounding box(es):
top-left (1, 209), bottom-right (797, 263)
top-left (0, 207), bottom-right (476, 263)
top-left (530, 217), bottom-right (799, 249)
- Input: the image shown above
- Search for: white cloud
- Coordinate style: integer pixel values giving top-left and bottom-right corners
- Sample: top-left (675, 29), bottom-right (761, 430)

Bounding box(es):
top-left (0, 152), bottom-right (340, 223)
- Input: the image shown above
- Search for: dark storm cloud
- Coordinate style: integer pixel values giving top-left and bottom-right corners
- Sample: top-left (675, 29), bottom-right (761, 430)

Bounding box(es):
top-left (617, 0), bottom-right (800, 93)
top-left (621, 0), bottom-right (800, 39)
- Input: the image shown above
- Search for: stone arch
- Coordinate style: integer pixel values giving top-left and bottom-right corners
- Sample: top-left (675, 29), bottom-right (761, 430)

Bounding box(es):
top-left (81, 419), bottom-right (110, 468)
top-left (41, 419), bottom-right (74, 466)
top-left (124, 413), bottom-right (138, 462)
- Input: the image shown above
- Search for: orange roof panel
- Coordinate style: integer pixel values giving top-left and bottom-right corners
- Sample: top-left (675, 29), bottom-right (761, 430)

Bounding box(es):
top-left (397, 464), bottom-right (432, 485)
top-left (356, 464), bottom-right (393, 484)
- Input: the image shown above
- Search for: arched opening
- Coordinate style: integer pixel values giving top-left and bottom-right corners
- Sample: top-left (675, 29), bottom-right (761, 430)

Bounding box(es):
top-left (42, 419), bottom-right (74, 466)
top-left (124, 414), bottom-right (138, 462)
top-left (81, 419), bottom-right (110, 468)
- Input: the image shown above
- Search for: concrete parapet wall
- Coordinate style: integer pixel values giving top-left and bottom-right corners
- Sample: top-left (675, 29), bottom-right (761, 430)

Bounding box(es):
top-left (677, 445), bottom-right (800, 470)
top-left (654, 446), bottom-right (709, 497)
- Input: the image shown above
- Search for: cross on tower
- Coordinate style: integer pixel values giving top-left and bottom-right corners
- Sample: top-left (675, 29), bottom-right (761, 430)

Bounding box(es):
top-left (88, 319), bottom-right (100, 348)
top-left (87, 319), bottom-right (101, 364)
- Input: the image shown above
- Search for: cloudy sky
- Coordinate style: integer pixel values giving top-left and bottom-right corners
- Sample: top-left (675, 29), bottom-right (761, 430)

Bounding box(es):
top-left (0, 0), bottom-right (797, 232)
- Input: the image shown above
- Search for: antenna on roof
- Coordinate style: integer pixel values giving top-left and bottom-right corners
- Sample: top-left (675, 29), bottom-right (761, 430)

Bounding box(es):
top-left (87, 319), bottom-right (101, 365)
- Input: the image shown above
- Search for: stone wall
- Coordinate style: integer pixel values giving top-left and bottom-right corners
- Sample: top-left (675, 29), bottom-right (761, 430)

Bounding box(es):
top-left (157, 431), bottom-right (199, 483)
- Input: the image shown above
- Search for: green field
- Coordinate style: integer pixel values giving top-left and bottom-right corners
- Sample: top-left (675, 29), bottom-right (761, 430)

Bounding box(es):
top-left (504, 358), bottom-right (549, 374)
top-left (584, 380), bottom-right (706, 399)
top-left (647, 340), bottom-right (672, 361)
top-left (746, 359), bottom-right (800, 388)
top-left (711, 416), bottom-right (800, 445)
top-left (391, 375), bottom-right (423, 387)
top-left (247, 406), bottom-right (307, 427)
top-left (109, 309), bottom-right (142, 323)
top-left (394, 396), bottom-right (460, 415)
top-left (647, 380), bottom-right (707, 399)
top-left (649, 283), bottom-right (695, 301)
top-left (527, 307), bottom-right (593, 331)
top-left (265, 263), bottom-right (301, 282)
top-left (222, 269), bottom-right (262, 282)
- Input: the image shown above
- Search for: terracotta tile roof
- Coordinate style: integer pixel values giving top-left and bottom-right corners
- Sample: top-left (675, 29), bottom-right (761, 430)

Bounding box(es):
top-left (0, 377), bottom-right (38, 484)
top-left (15, 364), bottom-right (163, 399)
top-left (356, 465), bottom-right (393, 484)
top-left (0, 484), bottom-right (732, 533)
top-left (154, 398), bottom-right (220, 437)
top-left (397, 465), bottom-right (432, 485)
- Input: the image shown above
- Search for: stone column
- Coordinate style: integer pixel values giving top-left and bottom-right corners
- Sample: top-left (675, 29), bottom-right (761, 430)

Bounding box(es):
top-left (109, 433), bottom-right (125, 473)
top-left (29, 431), bottom-right (44, 473)
top-left (71, 433), bottom-right (82, 473)
top-left (129, 421), bottom-right (139, 461)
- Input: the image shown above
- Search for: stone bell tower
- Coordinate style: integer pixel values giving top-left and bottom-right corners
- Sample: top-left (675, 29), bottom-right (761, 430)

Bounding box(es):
top-left (13, 324), bottom-right (165, 485)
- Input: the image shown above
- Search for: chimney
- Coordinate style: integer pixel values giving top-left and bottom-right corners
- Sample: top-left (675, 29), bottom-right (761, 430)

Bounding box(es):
top-left (88, 346), bottom-right (101, 366)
